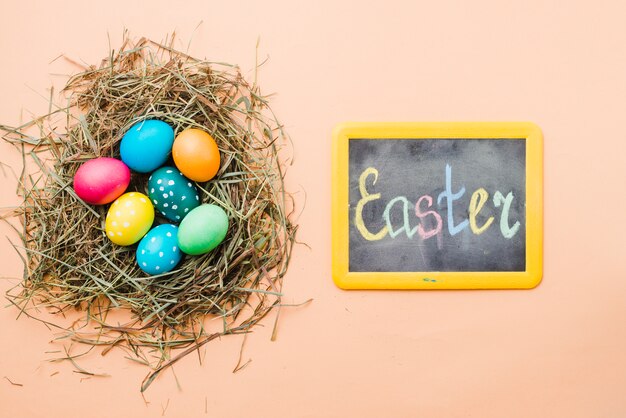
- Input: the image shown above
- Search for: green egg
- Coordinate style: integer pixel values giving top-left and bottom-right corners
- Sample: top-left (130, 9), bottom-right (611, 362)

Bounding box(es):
top-left (148, 167), bottom-right (200, 222)
top-left (177, 204), bottom-right (229, 255)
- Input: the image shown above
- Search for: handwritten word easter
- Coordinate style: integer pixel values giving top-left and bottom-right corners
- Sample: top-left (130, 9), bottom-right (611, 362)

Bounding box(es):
top-left (354, 165), bottom-right (521, 243)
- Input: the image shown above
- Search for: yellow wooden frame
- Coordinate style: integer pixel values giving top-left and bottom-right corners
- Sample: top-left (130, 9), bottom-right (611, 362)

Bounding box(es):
top-left (331, 122), bottom-right (543, 290)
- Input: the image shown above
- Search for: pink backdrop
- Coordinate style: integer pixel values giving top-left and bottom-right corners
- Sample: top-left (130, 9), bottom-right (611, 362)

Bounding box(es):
top-left (1, 1), bottom-right (626, 417)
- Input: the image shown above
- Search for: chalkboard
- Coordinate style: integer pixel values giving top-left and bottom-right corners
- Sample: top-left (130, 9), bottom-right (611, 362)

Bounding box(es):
top-left (331, 122), bottom-right (543, 290)
top-left (349, 139), bottom-right (526, 272)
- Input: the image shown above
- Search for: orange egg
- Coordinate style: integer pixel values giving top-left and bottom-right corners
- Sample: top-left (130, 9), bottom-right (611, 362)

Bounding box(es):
top-left (172, 128), bottom-right (220, 182)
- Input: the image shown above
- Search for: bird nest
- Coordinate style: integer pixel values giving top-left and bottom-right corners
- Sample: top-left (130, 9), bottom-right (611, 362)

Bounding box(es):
top-left (1, 36), bottom-right (297, 391)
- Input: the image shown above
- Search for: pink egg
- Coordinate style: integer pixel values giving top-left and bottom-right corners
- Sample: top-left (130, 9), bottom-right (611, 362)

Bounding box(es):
top-left (73, 157), bottom-right (131, 205)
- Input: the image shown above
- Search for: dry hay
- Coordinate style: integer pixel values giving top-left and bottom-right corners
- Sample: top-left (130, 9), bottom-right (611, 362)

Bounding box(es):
top-left (0, 35), bottom-right (297, 391)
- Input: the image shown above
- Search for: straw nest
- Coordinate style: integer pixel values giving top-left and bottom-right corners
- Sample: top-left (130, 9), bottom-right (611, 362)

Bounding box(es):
top-left (0, 36), bottom-right (297, 391)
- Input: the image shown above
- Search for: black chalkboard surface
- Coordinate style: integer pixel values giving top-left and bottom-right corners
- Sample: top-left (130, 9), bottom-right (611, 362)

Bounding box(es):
top-left (331, 122), bottom-right (543, 290)
top-left (349, 139), bottom-right (526, 272)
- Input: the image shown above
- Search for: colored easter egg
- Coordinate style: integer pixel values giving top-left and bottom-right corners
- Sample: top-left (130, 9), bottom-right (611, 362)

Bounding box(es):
top-left (177, 204), bottom-right (229, 255)
top-left (73, 157), bottom-right (130, 205)
top-left (172, 128), bottom-right (220, 182)
top-left (120, 120), bottom-right (175, 173)
top-left (105, 192), bottom-right (155, 246)
top-left (136, 224), bottom-right (182, 275)
top-left (147, 167), bottom-right (201, 222)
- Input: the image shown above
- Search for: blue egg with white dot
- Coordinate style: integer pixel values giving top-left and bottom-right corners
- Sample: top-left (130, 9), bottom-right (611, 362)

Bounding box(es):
top-left (136, 224), bottom-right (182, 275)
top-left (120, 120), bottom-right (175, 173)
top-left (148, 166), bottom-right (201, 222)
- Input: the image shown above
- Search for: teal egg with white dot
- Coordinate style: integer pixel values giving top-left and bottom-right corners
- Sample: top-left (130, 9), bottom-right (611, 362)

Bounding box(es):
top-left (148, 167), bottom-right (200, 222)
top-left (136, 224), bottom-right (182, 275)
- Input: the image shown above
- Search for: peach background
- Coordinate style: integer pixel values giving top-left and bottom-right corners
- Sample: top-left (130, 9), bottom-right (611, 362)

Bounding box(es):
top-left (1, 1), bottom-right (626, 417)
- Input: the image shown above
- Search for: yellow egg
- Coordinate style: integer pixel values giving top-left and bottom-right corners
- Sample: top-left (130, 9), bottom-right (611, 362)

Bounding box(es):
top-left (105, 192), bottom-right (155, 246)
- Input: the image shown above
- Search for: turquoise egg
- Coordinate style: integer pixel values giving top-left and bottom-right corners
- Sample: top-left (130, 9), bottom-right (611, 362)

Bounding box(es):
top-left (148, 167), bottom-right (201, 222)
top-left (120, 120), bottom-right (174, 173)
top-left (177, 204), bottom-right (229, 255)
top-left (136, 224), bottom-right (182, 275)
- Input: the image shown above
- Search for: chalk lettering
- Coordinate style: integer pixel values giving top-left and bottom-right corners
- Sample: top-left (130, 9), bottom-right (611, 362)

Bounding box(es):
top-left (354, 165), bottom-right (522, 243)
top-left (493, 191), bottom-right (520, 239)
top-left (437, 164), bottom-right (469, 236)
top-left (469, 188), bottom-right (494, 235)
top-left (383, 196), bottom-right (418, 238)
top-left (415, 195), bottom-right (443, 240)
top-left (355, 167), bottom-right (389, 241)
